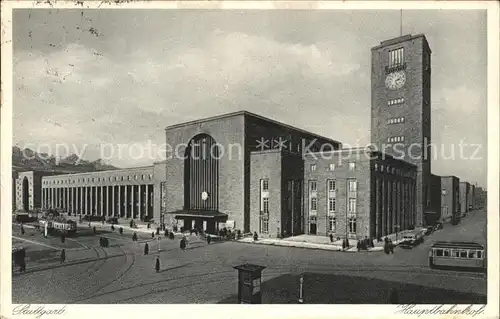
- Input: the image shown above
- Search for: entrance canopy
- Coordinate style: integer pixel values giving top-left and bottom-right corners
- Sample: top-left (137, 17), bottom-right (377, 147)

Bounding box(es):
top-left (167, 209), bottom-right (228, 222)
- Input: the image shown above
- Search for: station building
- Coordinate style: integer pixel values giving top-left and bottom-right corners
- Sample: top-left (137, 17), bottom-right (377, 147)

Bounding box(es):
top-left (15, 33), bottom-right (483, 241)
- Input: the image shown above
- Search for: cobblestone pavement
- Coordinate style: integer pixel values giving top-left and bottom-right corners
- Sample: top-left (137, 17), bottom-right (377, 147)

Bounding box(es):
top-left (12, 210), bottom-right (487, 304)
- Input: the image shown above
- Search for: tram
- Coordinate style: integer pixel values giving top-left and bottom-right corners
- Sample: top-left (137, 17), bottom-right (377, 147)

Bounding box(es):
top-left (428, 241), bottom-right (486, 272)
top-left (39, 217), bottom-right (77, 236)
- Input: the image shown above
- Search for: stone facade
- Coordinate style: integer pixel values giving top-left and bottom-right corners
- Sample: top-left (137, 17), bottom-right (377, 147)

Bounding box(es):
top-left (303, 148), bottom-right (416, 240)
top-left (163, 111), bottom-right (340, 233)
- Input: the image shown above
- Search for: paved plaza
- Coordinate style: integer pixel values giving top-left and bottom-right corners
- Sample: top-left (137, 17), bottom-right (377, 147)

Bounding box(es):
top-left (12, 210), bottom-right (487, 304)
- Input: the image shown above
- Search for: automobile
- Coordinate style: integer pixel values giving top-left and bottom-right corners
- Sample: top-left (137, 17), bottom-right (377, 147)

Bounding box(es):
top-left (399, 242), bottom-right (414, 249)
top-left (106, 217), bottom-right (119, 224)
top-left (143, 216), bottom-right (154, 223)
top-left (425, 226), bottom-right (434, 235)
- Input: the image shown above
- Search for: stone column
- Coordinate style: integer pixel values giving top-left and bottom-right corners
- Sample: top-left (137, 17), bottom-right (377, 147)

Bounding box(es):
top-left (145, 184), bottom-right (149, 219)
top-left (131, 185), bottom-right (135, 219)
top-left (138, 185), bottom-right (142, 220)
top-left (117, 185), bottom-right (121, 217)
top-left (124, 185), bottom-right (128, 218)
top-left (100, 186), bottom-right (104, 216)
top-left (111, 186), bottom-right (115, 217)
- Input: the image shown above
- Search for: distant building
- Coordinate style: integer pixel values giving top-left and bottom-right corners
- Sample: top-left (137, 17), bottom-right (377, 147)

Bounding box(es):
top-left (440, 176), bottom-right (460, 223)
top-left (459, 182), bottom-right (471, 216)
top-left (475, 187), bottom-right (487, 209)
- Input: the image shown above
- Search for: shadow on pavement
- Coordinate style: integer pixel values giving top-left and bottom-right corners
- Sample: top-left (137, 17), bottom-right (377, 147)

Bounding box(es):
top-left (217, 273), bottom-right (487, 304)
top-left (12, 254), bottom-right (124, 277)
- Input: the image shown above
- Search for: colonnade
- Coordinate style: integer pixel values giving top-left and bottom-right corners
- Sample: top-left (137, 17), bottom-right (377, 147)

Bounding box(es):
top-left (373, 170), bottom-right (416, 239)
top-left (41, 184), bottom-right (154, 219)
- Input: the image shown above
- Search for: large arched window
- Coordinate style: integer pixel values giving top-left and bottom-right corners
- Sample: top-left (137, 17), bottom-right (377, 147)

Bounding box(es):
top-left (184, 134), bottom-right (219, 210)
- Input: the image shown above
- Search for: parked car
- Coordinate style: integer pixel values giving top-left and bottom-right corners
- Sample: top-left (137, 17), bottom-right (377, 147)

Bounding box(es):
top-left (425, 226), bottom-right (434, 235)
top-left (143, 216), bottom-right (154, 223)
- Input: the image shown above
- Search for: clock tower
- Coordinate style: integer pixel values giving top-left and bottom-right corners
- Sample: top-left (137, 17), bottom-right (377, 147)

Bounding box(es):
top-left (370, 34), bottom-right (432, 227)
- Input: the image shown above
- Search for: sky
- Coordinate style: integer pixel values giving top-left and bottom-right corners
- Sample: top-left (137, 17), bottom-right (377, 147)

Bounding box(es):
top-left (12, 8), bottom-right (487, 187)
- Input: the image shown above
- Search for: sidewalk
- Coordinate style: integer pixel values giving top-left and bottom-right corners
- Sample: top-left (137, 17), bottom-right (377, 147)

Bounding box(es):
top-left (236, 228), bottom-right (426, 253)
top-left (237, 237), bottom-right (383, 252)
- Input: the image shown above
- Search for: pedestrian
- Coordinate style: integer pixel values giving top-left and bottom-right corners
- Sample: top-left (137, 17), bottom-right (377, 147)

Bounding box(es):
top-left (329, 233), bottom-right (334, 243)
top-left (111, 224), bottom-right (115, 231)
top-left (180, 238), bottom-right (186, 251)
top-left (253, 231), bottom-right (258, 241)
top-left (93, 226), bottom-right (96, 234)
top-left (207, 235), bottom-right (212, 244)
top-left (155, 256), bottom-right (160, 273)
top-left (164, 229), bottom-right (169, 237)
top-left (133, 232), bottom-right (138, 242)
top-left (21, 225), bottom-right (25, 235)
top-left (356, 240), bottom-right (361, 252)
top-left (144, 242), bottom-right (149, 255)
top-left (370, 238), bottom-right (374, 248)
top-left (119, 227), bottom-right (123, 235)
top-left (60, 249), bottom-right (66, 264)
top-left (389, 239), bottom-right (394, 254)
top-left (151, 232), bottom-right (155, 239)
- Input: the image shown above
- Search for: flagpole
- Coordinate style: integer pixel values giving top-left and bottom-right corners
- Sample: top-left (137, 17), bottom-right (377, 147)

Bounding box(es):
top-left (400, 9), bottom-right (403, 36)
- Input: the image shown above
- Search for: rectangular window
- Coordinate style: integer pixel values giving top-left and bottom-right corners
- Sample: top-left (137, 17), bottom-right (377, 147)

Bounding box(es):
top-left (387, 98), bottom-right (405, 106)
top-left (310, 181), bottom-right (317, 192)
top-left (443, 249), bottom-right (450, 257)
top-left (468, 250), bottom-right (477, 259)
top-left (260, 214), bottom-right (269, 234)
top-left (329, 163), bottom-right (335, 171)
top-left (435, 249), bottom-right (443, 257)
top-left (328, 198), bottom-right (336, 213)
top-left (348, 198), bottom-right (356, 213)
top-left (310, 197), bottom-right (317, 211)
top-left (262, 197), bottom-right (269, 213)
top-left (261, 179), bottom-right (269, 191)
top-left (348, 218), bottom-right (357, 234)
top-left (310, 164), bottom-right (316, 172)
top-left (348, 179), bottom-right (357, 198)
top-left (328, 180), bottom-right (336, 193)
top-left (460, 250), bottom-right (468, 258)
top-left (328, 217), bottom-right (336, 232)
top-left (389, 47), bottom-right (404, 67)
top-left (387, 117), bottom-right (405, 125)
top-left (349, 162), bottom-right (356, 171)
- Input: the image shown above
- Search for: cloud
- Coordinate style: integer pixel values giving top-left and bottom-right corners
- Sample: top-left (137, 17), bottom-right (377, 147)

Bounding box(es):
top-left (13, 29), bottom-right (363, 166)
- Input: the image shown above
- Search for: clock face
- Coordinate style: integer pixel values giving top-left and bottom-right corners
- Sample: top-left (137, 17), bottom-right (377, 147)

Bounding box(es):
top-left (385, 71), bottom-right (406, 90)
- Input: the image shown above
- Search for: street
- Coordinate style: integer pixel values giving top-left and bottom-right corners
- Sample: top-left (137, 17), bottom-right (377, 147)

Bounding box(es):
top-left (12, 210), bottom-right (487, 304)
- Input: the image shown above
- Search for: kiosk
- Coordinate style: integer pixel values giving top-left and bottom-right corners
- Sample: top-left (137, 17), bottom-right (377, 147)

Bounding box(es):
top-left (233, 263), bottom-right (266, 304)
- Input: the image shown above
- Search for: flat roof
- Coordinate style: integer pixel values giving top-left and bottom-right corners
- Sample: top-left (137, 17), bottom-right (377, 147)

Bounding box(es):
top-left (371, 33), bottom-right (431, 52)
top-left (165, 110), bottom-right (342, 146)
top-left (305, 148), bottom-right (417, 166)
top-left (41, 165), bottom-right (154, 178)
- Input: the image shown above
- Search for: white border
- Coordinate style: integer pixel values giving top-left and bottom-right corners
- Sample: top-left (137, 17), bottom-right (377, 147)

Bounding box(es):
top-left (1, 1), bottom-right (499, 319)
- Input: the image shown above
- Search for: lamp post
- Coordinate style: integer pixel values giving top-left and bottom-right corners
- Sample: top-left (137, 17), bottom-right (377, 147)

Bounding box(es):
top-left (345, 179), bottom-right (349, 249)
top-left (298, 274), bottom-right (304, 303)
